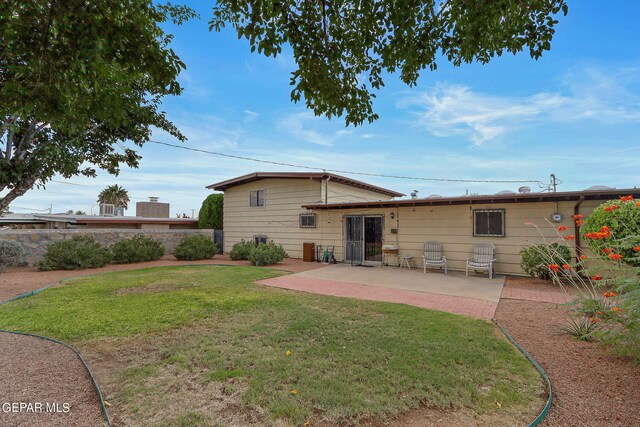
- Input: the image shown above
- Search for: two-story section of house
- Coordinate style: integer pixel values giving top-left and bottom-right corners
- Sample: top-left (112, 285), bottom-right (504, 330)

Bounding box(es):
top-left (207, 172), bottom-right (404, 258)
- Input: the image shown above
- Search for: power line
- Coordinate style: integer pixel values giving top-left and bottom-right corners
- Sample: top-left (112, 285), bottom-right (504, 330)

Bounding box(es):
top-left (147, 140), bottom-right (545, 185)
top-left (9, 206), bottom-right (50, 212)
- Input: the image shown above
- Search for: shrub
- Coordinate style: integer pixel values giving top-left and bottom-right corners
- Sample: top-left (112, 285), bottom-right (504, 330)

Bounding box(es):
top-left (111, 234), bottom-right (165, 264)
top-left (39, 235), bottom-right (112, 271)
top-left (229, 239), bottom-right (254, 261)
top-left (580, 199), bottom-right (640, 266)
top-left (520, 243), bottom-right (572, 280)
top-left (0, 240), bottom-right (24, 272)
top-left (173, 234), bottom-right (218, 261)
top-left (247, 241), bottom-right (288, 266)
top-left (559, 316), bottom-right (603, 342)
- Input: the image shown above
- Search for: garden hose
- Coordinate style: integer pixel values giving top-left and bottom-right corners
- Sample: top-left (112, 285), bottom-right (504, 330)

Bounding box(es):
top-left (0, 329), bottom-right (111, 427)
top-left (493, 319), bottom-right (553, 427)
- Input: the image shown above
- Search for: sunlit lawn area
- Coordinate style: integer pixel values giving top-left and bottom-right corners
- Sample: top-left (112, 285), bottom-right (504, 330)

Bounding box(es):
top-left (0, 266), bottom-right (543, 426)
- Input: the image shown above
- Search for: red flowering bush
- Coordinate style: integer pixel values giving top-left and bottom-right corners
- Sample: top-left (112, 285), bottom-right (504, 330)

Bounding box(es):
top-left (581, 197), bottom-right (640, 267)
top-left (527, 196), bottom-right (639, 360)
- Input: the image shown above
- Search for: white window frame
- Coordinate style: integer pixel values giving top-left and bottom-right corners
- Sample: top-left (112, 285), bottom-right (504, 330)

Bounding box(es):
top-left (473, 209), bottom-right (505, 237)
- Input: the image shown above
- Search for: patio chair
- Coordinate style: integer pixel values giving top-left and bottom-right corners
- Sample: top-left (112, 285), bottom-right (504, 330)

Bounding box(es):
top-left (466, 243), bottom-right (496, 279)
top-left (422, 241), bottom-right (447, 274)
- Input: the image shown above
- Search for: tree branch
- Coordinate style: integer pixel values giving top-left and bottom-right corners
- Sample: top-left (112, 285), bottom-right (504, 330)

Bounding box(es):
top-left (0, 177), bottom-right (38, 212)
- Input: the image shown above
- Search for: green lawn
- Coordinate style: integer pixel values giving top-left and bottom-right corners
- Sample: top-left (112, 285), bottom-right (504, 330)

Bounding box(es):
top-left (0, 266), bottom-right (543, 426)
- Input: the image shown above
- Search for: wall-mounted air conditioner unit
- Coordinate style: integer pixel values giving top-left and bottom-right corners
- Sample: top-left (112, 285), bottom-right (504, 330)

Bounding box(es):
top-left (99, 204), bottom-right (115, 216)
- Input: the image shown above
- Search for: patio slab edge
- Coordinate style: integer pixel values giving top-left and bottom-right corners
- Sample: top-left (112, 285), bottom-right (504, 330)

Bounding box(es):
top-left (257, 275), bottom-right (497, 320)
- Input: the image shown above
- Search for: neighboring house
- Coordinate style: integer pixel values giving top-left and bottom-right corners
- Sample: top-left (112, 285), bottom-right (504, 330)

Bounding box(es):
top-left (0, 214), bottom-right (198, 230)
top-left (210, 171), bottom-right (640, 276)
top-left (207, 172), bottom-right (404, 258)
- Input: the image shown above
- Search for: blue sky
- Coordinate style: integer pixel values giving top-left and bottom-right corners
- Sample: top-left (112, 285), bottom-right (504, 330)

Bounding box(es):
top-left (11, 1), bottom-right (640, 216)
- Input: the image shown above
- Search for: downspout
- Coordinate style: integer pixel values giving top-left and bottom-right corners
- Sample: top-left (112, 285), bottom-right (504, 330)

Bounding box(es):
top-left (573, 196), bottom-right (585, 266)
top-left (324, 176), bottom-right (331, 204)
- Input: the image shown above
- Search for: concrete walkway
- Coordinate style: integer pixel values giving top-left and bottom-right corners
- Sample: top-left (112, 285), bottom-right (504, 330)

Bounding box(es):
top-left (257, 264), bottom-right (505, 320)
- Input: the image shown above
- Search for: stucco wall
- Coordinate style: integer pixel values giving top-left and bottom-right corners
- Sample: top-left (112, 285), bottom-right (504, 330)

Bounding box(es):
top-left (0, 229), bottom-right (215, 266)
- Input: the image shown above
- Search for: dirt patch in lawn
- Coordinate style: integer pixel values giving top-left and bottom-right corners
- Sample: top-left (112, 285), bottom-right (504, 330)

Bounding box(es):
top-left (497, 277), bottom-right (640, 427)
top-left (114, 282), bottom-right (204, 295)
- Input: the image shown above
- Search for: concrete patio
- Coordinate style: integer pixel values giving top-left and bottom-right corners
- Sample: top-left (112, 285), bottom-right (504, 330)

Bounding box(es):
top-left (295, 263), bottom-right (505, 302)
top-left (257, 263), bottom-right (505, 320)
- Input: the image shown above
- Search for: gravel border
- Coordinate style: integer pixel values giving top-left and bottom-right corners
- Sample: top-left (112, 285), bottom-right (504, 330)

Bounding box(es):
top-left (497, 278), bottom-right (640, 427)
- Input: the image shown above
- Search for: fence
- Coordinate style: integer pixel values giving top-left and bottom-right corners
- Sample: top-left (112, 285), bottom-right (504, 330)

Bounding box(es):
top-left (0, 229), bottom-right (217, 266)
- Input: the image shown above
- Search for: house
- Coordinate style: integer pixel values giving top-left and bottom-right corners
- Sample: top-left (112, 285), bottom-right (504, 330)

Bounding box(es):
top-left (0, 213), bottom-right (198, 230)
top-left (207, 172), bottom-right (404, 258)
top-left (209, 172), bottom-right (640, 276)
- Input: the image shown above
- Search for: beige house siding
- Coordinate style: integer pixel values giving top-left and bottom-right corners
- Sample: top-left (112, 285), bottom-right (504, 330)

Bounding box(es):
top-left (223, 178), bottom-right (325, 258)
top-left (323, 181), bottom-right (395, 203)
top-left (311, 200), bottom-right (602, 276)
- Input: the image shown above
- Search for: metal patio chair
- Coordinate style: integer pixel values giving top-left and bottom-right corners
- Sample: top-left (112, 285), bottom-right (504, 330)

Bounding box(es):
top-left (466, 243), bottom-right (496, 279)
top-left (422, 241), bottom-right (447, 274)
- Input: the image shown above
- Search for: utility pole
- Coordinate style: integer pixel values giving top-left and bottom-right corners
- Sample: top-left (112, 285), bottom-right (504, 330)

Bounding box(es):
top-left (550, 174), bottom-right (558, 192)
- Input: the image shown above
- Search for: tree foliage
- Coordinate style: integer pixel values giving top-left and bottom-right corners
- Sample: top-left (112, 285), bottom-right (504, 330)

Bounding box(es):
top-left (211, 0), bottom-right (568, 125)
top-left (198, 193), bottom-right (223, 229)
top-left (0, 1), bottom-right (196, 211)
top-left (97, 184), bottom-right (130, 209)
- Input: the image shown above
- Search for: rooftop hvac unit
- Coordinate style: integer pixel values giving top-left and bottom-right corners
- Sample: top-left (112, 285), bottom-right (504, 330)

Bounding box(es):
top-left (518, 186), bottom-right (531, 193)
top-left (99, 204), bottom-right (115, 216)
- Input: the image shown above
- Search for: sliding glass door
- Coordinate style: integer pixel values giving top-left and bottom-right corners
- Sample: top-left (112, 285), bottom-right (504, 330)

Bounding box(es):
top-left (344, 215), bottom-right (383, 265)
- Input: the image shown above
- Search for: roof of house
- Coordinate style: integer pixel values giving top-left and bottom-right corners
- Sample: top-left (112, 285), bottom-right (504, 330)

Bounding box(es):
top-left (302, 188), bottom-right (640, 210)
top-left (0, 214), bottom-right (197, 225)
top-left (206, 172), bottom-right (405, 197)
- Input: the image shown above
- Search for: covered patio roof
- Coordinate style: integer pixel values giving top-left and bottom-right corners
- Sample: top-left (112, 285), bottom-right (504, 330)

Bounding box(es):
top-left (302, 188), bottom-right (640, 210)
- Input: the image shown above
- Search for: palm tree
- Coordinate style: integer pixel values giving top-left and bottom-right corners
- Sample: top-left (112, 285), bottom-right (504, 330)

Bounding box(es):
top-left (97, 185), bottom-right (130, 209)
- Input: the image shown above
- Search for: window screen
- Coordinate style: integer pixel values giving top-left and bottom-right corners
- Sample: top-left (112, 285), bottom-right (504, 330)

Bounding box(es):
top-left (299, 213), bottom-right (316, 228)
top-left (473, 209), bottom-right (505, 237)
top-left (249, 190), bottom-right (265, 207)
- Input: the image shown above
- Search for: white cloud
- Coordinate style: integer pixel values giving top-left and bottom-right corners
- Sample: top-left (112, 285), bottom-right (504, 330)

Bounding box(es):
top-left (277, 111), bottom-right (353, 146)
top-left (243, 110), bottom-right (260, 123)
top-left (400, 67), bottom-right (640, 145)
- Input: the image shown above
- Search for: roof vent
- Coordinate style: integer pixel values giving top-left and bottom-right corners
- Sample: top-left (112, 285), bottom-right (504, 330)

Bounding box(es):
top-left (585, 185), bottom-right (614, 191)
top-left (496, 190), bottom-right (516, 195)
top-left (518, 186), bottom-right (531, 194)
top-left (410, 190), bottom-right (419, 199)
